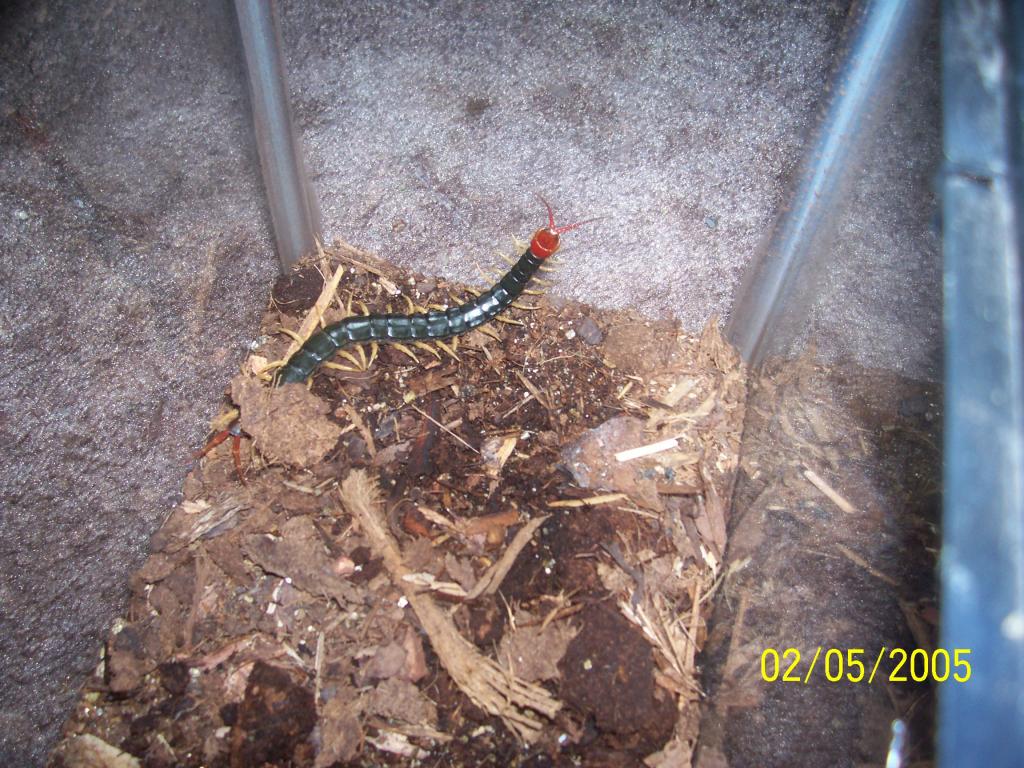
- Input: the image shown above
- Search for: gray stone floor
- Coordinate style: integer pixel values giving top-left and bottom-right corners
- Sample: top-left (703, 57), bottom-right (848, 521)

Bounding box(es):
top-left (0, 0), bottom-right (940, 764)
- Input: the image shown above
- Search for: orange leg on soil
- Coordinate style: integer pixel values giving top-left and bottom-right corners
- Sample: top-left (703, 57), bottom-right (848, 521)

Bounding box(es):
top-left (195, 422), bottom-right (247, 485)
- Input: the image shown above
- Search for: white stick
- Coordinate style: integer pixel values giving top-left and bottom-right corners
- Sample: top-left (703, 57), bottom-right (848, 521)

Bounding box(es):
top-left (615, 437), bottom-right (679, 462)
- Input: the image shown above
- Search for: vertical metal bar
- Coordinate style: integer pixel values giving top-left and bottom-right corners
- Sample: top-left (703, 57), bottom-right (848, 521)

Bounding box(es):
top-left (234, 0), bottom-right (321, 271)
top-left (727, 0), bottom-right (930, 365)
top-left (939, 1), bottom-right (1024, 765)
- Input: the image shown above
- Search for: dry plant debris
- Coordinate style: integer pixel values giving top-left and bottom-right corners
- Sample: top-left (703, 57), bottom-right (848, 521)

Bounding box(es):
top-left (50, 240), bottom-right (747, 767)
top-left (339, 469), bottom-right (560, 741)
top-left (698, 349), bottom-right (940, 766)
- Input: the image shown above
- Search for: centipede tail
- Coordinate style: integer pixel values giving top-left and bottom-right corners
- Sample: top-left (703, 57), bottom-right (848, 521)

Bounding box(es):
top-left (275, 200), bottom-right (595, 386)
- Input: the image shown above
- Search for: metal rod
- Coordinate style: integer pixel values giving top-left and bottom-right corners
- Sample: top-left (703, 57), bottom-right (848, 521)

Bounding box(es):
top-left (939, 1), bottom-right (1024, 765)
top-left (727, 0), bottom-right (930, 364)
top-left (234, 0), bottom-right (322, 271)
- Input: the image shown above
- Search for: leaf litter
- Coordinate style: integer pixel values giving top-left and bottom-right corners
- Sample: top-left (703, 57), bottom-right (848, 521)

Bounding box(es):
top-left (50, 239), bottom-right (747, 767)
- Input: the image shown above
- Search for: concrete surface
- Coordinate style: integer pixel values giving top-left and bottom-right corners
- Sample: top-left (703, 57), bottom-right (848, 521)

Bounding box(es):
top-left (0, 0), bottom-right (940, 764)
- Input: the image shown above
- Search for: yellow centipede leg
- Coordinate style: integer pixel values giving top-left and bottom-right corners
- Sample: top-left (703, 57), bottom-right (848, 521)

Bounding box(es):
top-left (255, 358), bottom-right (285, 383)
top-left (477, 325), bottom-right (502, 341)
top-left (434, 338), bottom-right (461, 362)
top-left (278, 327), bottom-right (304, 343)
top-left (391, 343), bottom-right (421, 365)
top-left (322, 361), bottom-right (362, 374)
top-left (476, 262), bottom-right (503, 282)
top-left (412, 340), bottom-right (442, 360)
top-left (334, 349), bottom-right (363, 369)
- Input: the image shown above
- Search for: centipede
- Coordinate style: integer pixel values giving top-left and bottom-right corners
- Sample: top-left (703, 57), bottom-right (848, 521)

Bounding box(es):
top-left (274, 197), bottom-right (595, 385)
top-left (198, 198), bottom-right (594, 481)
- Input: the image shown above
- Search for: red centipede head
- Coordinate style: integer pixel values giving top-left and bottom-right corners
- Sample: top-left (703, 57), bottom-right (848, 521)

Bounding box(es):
top-left (530, 195), bottom-right (601, 258)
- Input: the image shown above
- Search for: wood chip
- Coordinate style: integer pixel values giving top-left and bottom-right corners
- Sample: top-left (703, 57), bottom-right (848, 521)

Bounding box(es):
top-left (836, 543), bottom-right (899, 587)
top-left (340, 402), bottom-right (377, 458)
top-left (654, 483), bottom-right (701, 496)
top-left (548, 493), bottom-right (629, 508)
top-left (481, 435), bottom-right (518, 477)
top-left (52, 734), bottom-right (142, 768)
top-left (802, 467), bottom-right (856, 513)
top-left (334, 239), bottom-right (391, 277)
top-left (379, 275), bottom-right (402, 295)
top-left (615, 438), bottom-right (679, 462)
top-left (515, 370), bottom-right (551, 411)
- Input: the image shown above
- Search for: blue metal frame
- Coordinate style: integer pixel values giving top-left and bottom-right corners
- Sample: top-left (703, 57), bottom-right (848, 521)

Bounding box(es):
top-left (940, 1), bottom-right (1024, 764)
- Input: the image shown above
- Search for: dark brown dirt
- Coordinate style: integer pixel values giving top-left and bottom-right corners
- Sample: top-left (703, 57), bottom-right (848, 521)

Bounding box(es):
top-left (230, 662), bottom-right (317, 767)
top-left (560, 603), bottom-right (677, 753)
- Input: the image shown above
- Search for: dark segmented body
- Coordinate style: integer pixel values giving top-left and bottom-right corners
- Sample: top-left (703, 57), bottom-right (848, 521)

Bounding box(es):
top-left (276, 249), bottom-right (544, 385)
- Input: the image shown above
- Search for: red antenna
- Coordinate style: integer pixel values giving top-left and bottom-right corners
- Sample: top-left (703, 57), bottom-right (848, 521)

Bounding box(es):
top-left (531, 195), bottom-right (602, 258)
top-left (536, 194), bottom-right (603, 234)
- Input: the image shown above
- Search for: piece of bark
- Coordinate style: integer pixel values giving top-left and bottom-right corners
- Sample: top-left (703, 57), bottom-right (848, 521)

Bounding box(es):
top-left (232, 375), bottom-right (343, 468)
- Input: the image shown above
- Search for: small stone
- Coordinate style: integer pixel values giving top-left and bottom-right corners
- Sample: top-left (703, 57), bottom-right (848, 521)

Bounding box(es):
top-left (560, 415), bottom-right (662, 509)
top-left (576, 316), bottom-right (604, 345)
top-left (374, 414), bottom-right (397, 441)
top-left (346, 435), bottom-right (368, 461)
top-left (565, 329), bottom-right (576, 340)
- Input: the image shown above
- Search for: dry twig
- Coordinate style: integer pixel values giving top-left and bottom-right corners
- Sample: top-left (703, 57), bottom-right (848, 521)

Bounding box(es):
top-left (802, 467), bottom-right (856, 514)
top-left (339, 470), bottom-right (560, 741)
top-left (466, 515), bottom-right (549, 599)
top-left (548, 493), bottom-right (628, 508)
top-left (285, 252), bottom-right (346, 359)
